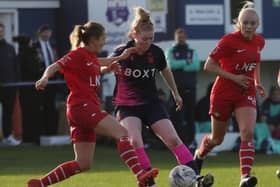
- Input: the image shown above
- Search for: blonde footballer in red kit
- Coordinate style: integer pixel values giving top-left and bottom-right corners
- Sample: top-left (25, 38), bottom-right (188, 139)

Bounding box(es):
top-left (194, 2), bottom-right (266, 187)
top-left (27, 22), bottom-right (158, 187)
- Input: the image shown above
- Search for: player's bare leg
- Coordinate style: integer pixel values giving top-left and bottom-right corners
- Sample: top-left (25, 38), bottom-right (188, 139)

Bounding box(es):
top-left (194, 117), bottom-right (228, 173)
top-left (96, 115), bottom-right (159, 186)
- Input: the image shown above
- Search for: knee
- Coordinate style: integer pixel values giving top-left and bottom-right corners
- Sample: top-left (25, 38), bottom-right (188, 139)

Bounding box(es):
top-left (130, 138), bottom-right (142, 148)
top-left (113, 127), bottom-right (129, 140)
top-left (240, 129), bottom-right (254, 141)
top-left (240, 131), bottom-right (254, 141)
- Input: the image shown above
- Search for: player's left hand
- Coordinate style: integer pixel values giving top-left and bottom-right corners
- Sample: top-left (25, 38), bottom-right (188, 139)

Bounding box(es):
top-left (256, 84), bottom-right (266, 97)
top-left (35, 76), bottom-right (48, 90)
top-left (174, 94), bottom-right (183, 111)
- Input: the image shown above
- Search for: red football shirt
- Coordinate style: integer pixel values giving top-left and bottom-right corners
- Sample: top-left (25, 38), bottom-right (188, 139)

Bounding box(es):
top-left (57, 47), bottom-right (101, 106)
top-left (210, 31), bottom-right (265, 96)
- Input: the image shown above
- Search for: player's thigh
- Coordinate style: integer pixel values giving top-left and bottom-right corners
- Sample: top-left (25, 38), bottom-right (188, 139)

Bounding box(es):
top-left (73, 142), bottom-right (95, 170)
top-left (95, 114), bottom-right (127, 140)
top-left (116, 106), bottom-right (144, 147)
top-left (67, 103), bottom-right (107, 129)
top-left (152, 119), bottom-right (182, 148)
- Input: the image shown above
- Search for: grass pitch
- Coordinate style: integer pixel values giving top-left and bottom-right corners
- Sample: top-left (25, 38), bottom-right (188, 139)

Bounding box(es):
top-left (0, 144), bottom-right (279, 187)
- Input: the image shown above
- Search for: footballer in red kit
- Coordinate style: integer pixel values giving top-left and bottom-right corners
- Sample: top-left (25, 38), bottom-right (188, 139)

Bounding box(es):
top-left (209, 31), bottom-right (265, 121)
top-left (57, 47), bottom-right (101, 106)
top-left (27, 22), bottom-right (158, 187)
top-left (57, 47), bottom-right (107, 142)
top-left (194, 2), bottom-right (266, 187)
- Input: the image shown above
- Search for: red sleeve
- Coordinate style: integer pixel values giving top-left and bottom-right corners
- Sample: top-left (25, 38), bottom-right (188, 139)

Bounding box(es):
top-left (56, 49), bottom-right (83, 74)
top-left (209, 34), bottom-right (235, 62)
top-left (259, 35), bottom-right (265, 50)
top-left (256, 34), bottom-right (265, 63)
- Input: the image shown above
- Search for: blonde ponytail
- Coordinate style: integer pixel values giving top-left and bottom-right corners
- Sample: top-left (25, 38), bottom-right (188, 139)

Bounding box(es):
top-left (234, 1), bottom-right (259, 31)
top-left (70, 25), bottom-right (84, 50)
top-left (128, 7), bottom-right (154, 39)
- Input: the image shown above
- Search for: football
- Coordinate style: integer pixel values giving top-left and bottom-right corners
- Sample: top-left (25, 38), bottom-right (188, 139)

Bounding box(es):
top-left (169, 165), bottom-right (197, 187)
top-left (276, 169), bottom-right (280, 178)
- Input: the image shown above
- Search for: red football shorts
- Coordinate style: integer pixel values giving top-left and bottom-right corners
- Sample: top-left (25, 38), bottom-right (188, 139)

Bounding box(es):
top-left (66, 102), bottom-right (108, 143)
top-left (209, 93), bottom-right (256, 121)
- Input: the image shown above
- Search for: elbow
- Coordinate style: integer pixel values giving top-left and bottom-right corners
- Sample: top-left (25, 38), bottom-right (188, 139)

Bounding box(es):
top-left (203, 62), bottom-right (210, 72)
top-left (203, 57), bottom-right (216, 73)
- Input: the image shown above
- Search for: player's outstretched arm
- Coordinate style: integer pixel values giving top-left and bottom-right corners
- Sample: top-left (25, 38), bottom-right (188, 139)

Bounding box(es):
top-left (98, 47), bottom-right (137, 66)
top-left (35, 63), bottom-right (61, 91)
top-left (101, 61), bottom-right (121, 74)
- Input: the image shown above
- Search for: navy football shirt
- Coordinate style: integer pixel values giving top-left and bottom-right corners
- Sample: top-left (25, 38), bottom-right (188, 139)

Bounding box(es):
top-left (111, 40), bottom-right (167, 106)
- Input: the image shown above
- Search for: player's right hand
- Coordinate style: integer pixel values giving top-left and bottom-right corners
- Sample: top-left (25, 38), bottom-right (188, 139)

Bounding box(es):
top-left (174, 94), bottom-right (183, 111)
top-left (234, 74), bottom-right (253, 88)
top-left (35, 77), bottom-right (48, 90)
top-left (120, 47), bottom-right (137, 60)
top-left (108, 61), bottom-right (121, 74)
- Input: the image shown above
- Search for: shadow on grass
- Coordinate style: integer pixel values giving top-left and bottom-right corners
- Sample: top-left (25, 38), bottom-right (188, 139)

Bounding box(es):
top-left (0, 144), bottom-right (279, 176)
top-left (0, 144), bottom-right (173, 175)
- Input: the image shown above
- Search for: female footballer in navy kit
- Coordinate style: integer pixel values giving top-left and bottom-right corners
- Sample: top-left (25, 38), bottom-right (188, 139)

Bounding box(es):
top-left (110, 7), bottom-right (213, 187)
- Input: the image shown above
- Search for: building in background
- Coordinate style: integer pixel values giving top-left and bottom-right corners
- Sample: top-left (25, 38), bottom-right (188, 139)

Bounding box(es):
top-left (0, 0), bottom-right (279, 100)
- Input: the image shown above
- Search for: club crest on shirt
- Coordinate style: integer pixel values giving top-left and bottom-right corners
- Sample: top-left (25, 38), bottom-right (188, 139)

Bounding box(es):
top-left (130, 55), bottom-right (134, 61)
top-left (106, 0), bottom-right (129, 26)
top-left (148, 52), bottom-right (154, 64)
top-left (247, 96), bottom-right (256, 106)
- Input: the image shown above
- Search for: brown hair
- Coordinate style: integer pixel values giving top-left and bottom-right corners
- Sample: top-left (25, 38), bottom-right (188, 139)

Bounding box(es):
top-left (234, 1), bottom-right (259, 31)
top-left (37, 24), bottom-right (52, 34)
top-left (70, 22), bottom-right (105, 50)
top-left (0, 22), bottom-right (5, 29)
top-left (128, 7), bottom-right (154, 39)
top-left (174, 28), bottom-right (186, 37)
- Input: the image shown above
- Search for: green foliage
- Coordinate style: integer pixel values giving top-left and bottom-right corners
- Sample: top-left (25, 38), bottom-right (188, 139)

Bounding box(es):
top-left (0, 145), bottom-right (279, 187)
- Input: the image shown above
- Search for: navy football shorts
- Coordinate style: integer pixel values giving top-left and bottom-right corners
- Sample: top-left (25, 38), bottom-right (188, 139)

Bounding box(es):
top-left (116, 101), bottom-right (169, 126)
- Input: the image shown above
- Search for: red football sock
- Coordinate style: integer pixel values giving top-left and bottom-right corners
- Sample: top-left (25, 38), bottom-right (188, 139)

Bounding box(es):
top-left (239, 141), bottom-right (255, 178)
top-left (41, 160), bottom-right (81, 186)
top-left (117, 136), bottom-right (145, 178)
top-left (198, 135), bottom-right (215, 157)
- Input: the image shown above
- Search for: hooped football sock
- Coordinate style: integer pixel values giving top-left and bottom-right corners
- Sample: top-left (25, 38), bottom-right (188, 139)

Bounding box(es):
top-left (239, 141), bottom-right (255, 178)
top-left (117, 136), bottom-right (145, 178)
top-left (41, 160), bottom-right (81, 186)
